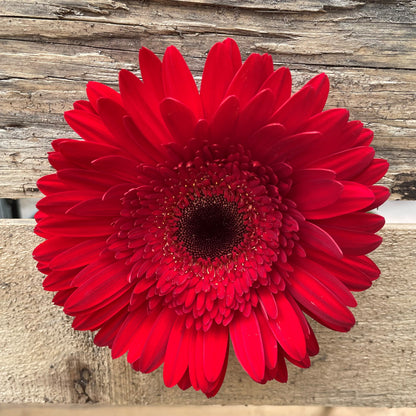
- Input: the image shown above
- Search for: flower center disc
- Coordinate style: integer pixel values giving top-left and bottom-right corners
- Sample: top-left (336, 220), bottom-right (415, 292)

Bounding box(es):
top-left (176, 195), bottom-right (246, 260)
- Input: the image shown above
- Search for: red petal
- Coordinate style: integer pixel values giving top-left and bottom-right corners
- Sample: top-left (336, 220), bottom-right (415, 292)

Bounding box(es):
top-left (52, 288), bottom-right (76, 306)
top-left (66, 198), bottom-right (121, 217)
top-left (319, 225), bottom-right (382, 255)
top-left (226, 53), bottom-right (274, 109)
top-left (314, 212), bottom-right (385, 233)
top-left (229, 312), bottom-right (265, 382)
top-left (289, 169), bottom-right (343, 211)
top-left (353, 159), bottom-right (389, 186)
top-left (48, 151), bottom-right (77, 170)
top-left (70, 254), bottom-right (113, 287)
top-left (160, 98), bottom-right (197, 144)
top-left (131, 276), bottom-right (155, 294)
top-left (50, 238), bottom-right (106, 270)
top-left (256, 310), bottom-right (278, 370)
top-left (139, 46), bottom-right (164, 102)
top-left (249, 123), bottom-right (286, 161)
top-left (37, 174), bottom-right (63, 195)
top-left (91, 155), bottom-right (139, 182)
top-left (297, 221), bottom-right (343, 258)
top-left (140, 307), bottom-right (177, 373)
top-left (201, 38), bottom-right (242, 119)
top-left (234, 88), bottom-right (274, 141)
top-left (35, 216), bottom-right (113, 238)
top-left (35, 238), bottom-right (65, 263)
top-left (314, 212), bottom-right (385, 255)
top-left (33, 236), bottom-right (83, 262)
top-left (288, 266), bottom-right (356, 331)
top-left (57, 168), bottom-right (121, 191)
top-left (57, 139), bottom-right (123, 167)
top-left (35, 211), bottom-right (47, 222)
top-left (365, 185), bottom-right (390, 211)
top-left (73, 100), bottom-right (95, 113)
top-left (163, 315), bottom-right (191, 387)
top-left (193, 330), bottom-right (209, 392)
top-left (302, 181), bottom-right (375, 219)
top-left (306, 248), bottom-right (374, 291)
top-left (274, 346), bottom-right (288, 382)
top-left (119, 69), bottom-right (172, 146)
top-left (271, 86), bottom-right (315, 133)
top-left (303, 73), bottom-right (330, 115)
top-left (353, 128), bottom-right (374, 146)
top-left (210, 95), bottom-right (240, 140)
top-left (284, 293), bottom-right (320, 355)
top-left (305, 322), bottom-right (319, 356)
top-left (307, 146), bottom-right (375, 180)
top-left (111, 304), bottom-right (147, 358)
top-left (257, 287), bottom-right (278, 320)
top-left (261, 67), bottom-right (292, 110)
top-left (72, 290), bottom-right (131, 331)
top-left (343, 255), bottom-right (380, 280)
top-left (293, 257), bottom-right (357, 307)
top-left (193, 119), bottom-right (209, 142)
top-left (267, 131), bottom-right (323, 167)
top-left (36, 190), bottom-right (103, 215)
top-left (301, 108), bottom-right (349, 142)
top-left (268, 292), bottom-right (307, 362)
top-left (285, 352), bottom-right (311, 369)
top-left (298, 110), bottom-right (352, 159)
top-left (177, 370), bottom-right (192, 391)
top-left (127, 307), bottom-right (161, 363)
top-left (187, 329), bottom-right (200, 391)
top-left (43, 269), bottom-right (78, 291)
top-left (203, 323), bottom-right (229, 383)
top-left (64, 110), bottom-right (114, 144)
top-left (97, 97), bottom-right (161, 162)
top-left (162, 45), bottom-right (203, 118)
top-left (204, 347), bottom-right (229, 398)
top-left (94, 308), bottom-right (129, 348)
top-left (63, 262), bottom-right (130, 314)
top-left (337, 121), bottom-right (364, 150)
top-left (123, 116), bottom-right (167, 163)
top-left (86, 81), bottom-right (123, 113)
top-left (103, 183), bottom-right (135, 202)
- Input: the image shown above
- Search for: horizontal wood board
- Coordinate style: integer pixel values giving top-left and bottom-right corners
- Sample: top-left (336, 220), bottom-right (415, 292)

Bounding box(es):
top-left (0, 220), bottom-right (415, 406)
top-left (0, 0), bottom-right (415, 198)
top-left (1, 406), bottom-right (416, 416)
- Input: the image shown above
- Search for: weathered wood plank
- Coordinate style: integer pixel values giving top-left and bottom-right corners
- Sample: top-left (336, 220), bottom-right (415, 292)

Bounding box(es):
top-left (0, 0), bottom-right (415, 199)
top-left (1, 405), bottom-right (416, 416)
top-left (0, 220), bottom-right (415, 406)
top-left (0, 0), bottom-right (370, 14)
top-left (1, 0), bottom-right (415, 68)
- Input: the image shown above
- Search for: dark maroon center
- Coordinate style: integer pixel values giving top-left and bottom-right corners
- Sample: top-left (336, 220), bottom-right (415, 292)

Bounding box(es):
top-left (176, 195), bottom-right (246, 260)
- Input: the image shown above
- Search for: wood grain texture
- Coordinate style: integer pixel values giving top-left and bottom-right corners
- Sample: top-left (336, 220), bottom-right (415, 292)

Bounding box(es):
top-left (2, 406), bottom-right (416, 416)
top-left (0, 0), bottom-right (415, 198)
top-left (0, 220), bottom-right (415, 406)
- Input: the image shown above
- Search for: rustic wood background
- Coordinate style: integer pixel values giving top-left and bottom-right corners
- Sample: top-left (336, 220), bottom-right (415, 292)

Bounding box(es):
top-left (0, 0), bottom-right (415, 408)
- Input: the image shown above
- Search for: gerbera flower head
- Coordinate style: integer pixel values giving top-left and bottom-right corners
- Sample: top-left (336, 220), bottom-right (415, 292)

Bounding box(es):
top-left (34, 38), bottom-right (389, 397)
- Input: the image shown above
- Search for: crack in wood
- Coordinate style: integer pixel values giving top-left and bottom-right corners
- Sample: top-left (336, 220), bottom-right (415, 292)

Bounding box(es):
top-left (149, 0), bottom-right (367, 13)
top-left (54, 1), bottom-right (130, 19)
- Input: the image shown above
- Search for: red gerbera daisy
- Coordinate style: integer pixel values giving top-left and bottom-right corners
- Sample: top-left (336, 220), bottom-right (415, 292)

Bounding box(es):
top-left (33, 38), bottom-right (389, 397)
